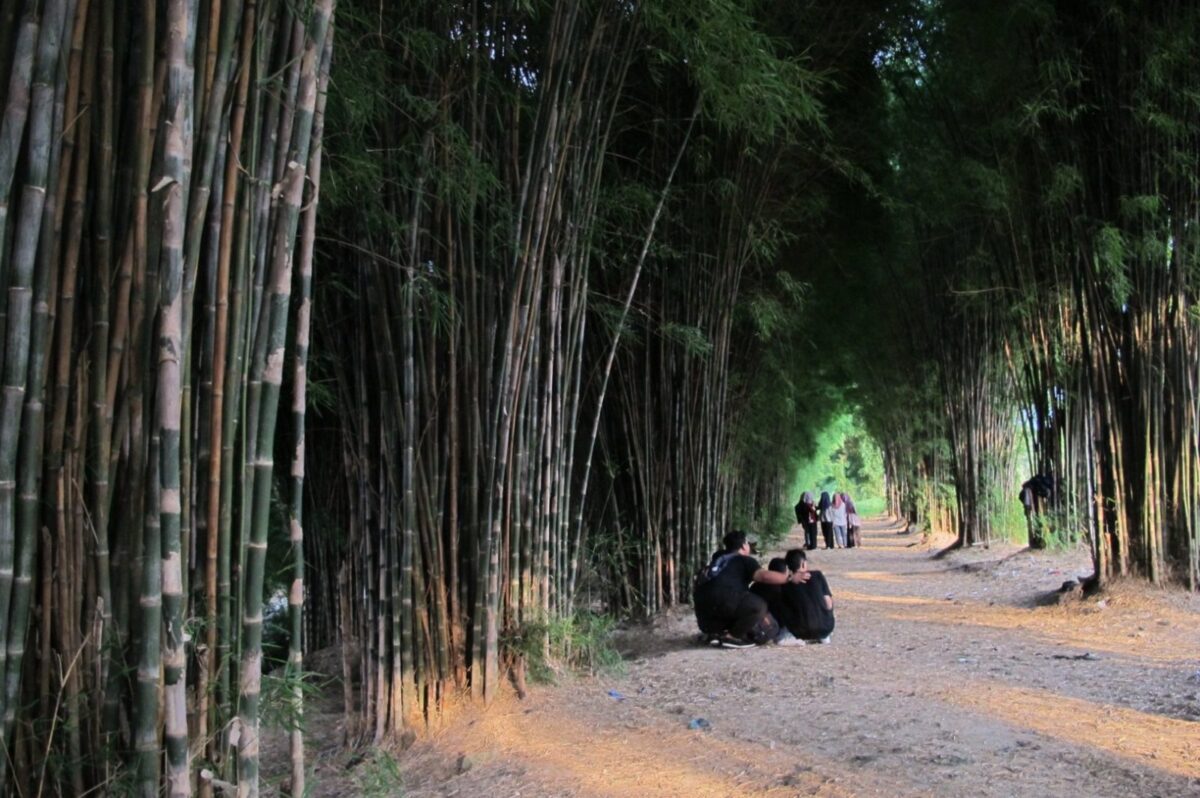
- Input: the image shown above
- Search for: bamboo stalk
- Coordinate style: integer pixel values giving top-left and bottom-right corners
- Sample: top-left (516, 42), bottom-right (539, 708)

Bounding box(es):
top-left (569, 104), bottom-right (699, 600)
top-left (4, 1), bottom-right (71, 777)
top-left (0, 7), bottom-right (38, 292)
top-left (135, 429), bottom-right (163, 797)
top-left (157, 1), bottom-right (195, 794)
top-left (285, 22), bottom-right (331, 795)
top-left (89, 0), bottom-right (121, 745)
top-left (1, 3), bottom-right (69, 783)
top-left (239, 3), bottom-right (332, 793)
top-left (200, 0), bottom-right (254, 779)
top-left (0, 0), bottom-right (66, 753)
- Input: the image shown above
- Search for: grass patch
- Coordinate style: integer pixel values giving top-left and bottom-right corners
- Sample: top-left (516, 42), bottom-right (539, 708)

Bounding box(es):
top-left (353, 750), bottom-right (405, 797)
top-left (505, 611), bottom-right (624, 684)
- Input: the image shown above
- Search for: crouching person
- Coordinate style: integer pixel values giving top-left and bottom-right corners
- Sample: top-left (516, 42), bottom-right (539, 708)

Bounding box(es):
top-left (693, 531), bottom-right (805, 649)
top-left (750, 557), bottom-right (790, 626)
top-left (775, 548), bottom-right (835, 645)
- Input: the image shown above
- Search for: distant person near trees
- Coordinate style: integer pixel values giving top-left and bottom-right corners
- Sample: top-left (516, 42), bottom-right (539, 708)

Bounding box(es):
top-left (1019, 473), bottom-right (1054, 549)
top-left (795, 491), bottom-right (819, 550)
top-left (693, 531), bottom-right (803, 648)
top-left (775, 548), bottom-right (835, 645)
top-left (817, 491), bottom-right (834, 549)
top-left (830, 492), bottom-right (848, 548)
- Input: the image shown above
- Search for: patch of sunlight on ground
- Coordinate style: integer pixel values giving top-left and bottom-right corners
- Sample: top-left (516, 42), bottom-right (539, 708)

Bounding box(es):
top-left (837, 589), bottom-right (940, 606)
top-left (943, 682), bottom-right (1200, 778)
top-left (432, 697), bottom-right (865, 797)
top-left (880, 602), bottom-right (1200, 663)
top-left (842, 571), bottom-right (907, 583)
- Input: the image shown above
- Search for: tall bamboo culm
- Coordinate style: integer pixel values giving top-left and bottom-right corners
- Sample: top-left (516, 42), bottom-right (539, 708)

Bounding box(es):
top-left (0, 0), bottom-right (336, 794)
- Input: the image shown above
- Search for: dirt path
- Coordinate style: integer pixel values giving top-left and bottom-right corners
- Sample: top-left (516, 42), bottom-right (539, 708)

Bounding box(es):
top-left (313, 517), bottom-right (1200, 796)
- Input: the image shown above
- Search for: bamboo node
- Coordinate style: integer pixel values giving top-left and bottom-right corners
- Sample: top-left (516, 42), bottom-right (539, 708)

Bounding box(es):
top-left (264, 349), bottom-right (286, 384)
top-left (227, 718), bottom-right (242, 747)
top-left (162, 487), bottom-right (182, 514)
top-left (163, 551), bottom-right (183, 593)
top-left (240, 651), bottom-right (263, 694)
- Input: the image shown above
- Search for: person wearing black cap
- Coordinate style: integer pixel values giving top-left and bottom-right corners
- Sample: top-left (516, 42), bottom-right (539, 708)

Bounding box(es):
top-left (693, 530), bottom-right (807, 648)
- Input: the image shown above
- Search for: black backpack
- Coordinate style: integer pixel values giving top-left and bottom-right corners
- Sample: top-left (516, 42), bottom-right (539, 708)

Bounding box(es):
top-left (694, 552), bottom-right (736, 591)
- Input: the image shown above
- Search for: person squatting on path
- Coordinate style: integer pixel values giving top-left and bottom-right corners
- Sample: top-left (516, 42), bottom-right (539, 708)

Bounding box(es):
top-left (693, 531), bottom-right (807, 648)
top-left (795, 491), bottom-right (819, 550)
top-left (774, 548), bottom-right (835, 645)
top-left (750, 557), bottom-right (791, 630)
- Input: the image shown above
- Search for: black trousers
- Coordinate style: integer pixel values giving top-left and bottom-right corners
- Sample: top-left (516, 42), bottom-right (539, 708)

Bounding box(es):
top-left (821, 521), bottom-right (834, 549)
top-left (803, 521), bottom-right (818, 549)
top-left (695, 589), bottom-right (769, 641)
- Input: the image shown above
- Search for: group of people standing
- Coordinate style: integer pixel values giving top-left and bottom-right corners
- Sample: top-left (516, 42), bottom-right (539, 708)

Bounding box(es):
top-left (692, 531), bottom-right (836, 649)
top-left (794, 490), bottom-right (861, 550)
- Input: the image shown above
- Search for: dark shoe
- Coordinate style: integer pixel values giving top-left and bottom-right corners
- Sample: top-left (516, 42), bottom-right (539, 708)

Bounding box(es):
top-left (717, 636), bottom-right (755, 649)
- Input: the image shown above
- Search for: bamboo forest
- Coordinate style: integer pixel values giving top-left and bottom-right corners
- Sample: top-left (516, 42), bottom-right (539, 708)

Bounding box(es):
top-left (0, 0), bottom-right (1197, 795)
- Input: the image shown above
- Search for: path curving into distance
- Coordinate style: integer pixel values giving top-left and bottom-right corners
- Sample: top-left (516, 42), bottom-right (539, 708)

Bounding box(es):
top-left (364, 517), bottom-right (1200, 797)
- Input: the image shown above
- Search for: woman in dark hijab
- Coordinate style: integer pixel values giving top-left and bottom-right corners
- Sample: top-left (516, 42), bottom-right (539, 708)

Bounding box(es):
top-left (817, 491), bottom-right (834, 549)
top-left (796, 491), bottom-right (819, 550)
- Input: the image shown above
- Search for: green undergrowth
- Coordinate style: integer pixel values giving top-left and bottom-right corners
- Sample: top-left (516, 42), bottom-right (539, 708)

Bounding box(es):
top-left (505, 611), bottom-right (624, 685)
top-left (352, 750), bottom-right (405, 797)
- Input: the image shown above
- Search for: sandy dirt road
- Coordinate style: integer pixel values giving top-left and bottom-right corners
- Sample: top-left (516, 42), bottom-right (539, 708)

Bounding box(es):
top-left (300, 517), bottom-right (1200, 797)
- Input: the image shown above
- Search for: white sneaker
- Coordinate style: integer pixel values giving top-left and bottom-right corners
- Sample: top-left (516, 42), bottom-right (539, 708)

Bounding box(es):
top-left (718, 636), bottom-right (755, 649)
top-left (816, 635), bottom-right (831, 645)
top-left (775, 630), bottom-right (804, 647)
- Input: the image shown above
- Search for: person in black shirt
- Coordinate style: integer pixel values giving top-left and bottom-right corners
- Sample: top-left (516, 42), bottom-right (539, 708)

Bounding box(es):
top-left (750, 557), bottom-right (789, 630)
top-left (694, 531), bottom-right (805, 648)
top-left (774, 548), bottom-right (834, 645)
top-left (795, 492), bottom-right (819, 550)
